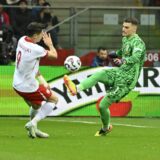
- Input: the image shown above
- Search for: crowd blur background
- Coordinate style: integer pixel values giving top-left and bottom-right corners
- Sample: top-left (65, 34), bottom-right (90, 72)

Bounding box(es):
top-left (0, 0), bottom-right (160, 67)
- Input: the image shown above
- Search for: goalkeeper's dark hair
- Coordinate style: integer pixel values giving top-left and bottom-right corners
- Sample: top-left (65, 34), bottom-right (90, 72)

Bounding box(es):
top-left (26, 22), bottom-right (46, 36)
top-left (123, 17), bottom-right (139, 26)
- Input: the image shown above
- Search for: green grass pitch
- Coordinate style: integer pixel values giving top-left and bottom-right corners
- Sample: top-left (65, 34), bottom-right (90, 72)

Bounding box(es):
top-left (0, 117), bottom-right (159, 160)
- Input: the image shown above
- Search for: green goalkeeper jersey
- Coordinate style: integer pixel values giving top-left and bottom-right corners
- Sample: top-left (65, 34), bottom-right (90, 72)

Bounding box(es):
top-left (115, 34), bottom-right (146, 90)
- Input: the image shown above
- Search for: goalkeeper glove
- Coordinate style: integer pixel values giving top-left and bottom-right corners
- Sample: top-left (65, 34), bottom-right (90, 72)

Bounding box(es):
top-left (108, 51), bottom-right (118, 58)
top-left (113, 58), bottom-right (126, 66)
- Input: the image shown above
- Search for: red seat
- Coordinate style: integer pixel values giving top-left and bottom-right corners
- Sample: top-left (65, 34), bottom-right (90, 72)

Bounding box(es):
top-left (80, 52), bottom-right (96, 66)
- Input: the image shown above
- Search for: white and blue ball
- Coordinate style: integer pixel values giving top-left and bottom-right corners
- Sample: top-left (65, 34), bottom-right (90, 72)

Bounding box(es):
top-left (64, 55), bottom-right (81, 72)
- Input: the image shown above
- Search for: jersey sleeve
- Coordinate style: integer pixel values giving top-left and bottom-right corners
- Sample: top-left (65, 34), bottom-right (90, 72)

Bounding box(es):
top-left (116, 49), bottom-right (123, 57)
top-left (116, 38), bottom-right (124, 57)
top-left (32, 44), bottom-right (48, 59)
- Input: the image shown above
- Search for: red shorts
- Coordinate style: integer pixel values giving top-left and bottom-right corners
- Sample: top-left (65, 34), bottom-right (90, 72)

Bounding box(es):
top-left (14, 85), bottom-right (52, 105)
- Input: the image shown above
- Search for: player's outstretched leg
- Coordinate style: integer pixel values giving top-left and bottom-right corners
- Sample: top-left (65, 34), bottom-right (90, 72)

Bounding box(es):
top-left (27, 127), bottom-right (49, 138)
top-left (25, 121), bottom-right (37, 138)
top-left (26, 102), bottom-right (54, 138)
top-left (29, 107), bottom-right (49, 138)
top-left (95, 124), bottom-right (113, 136)
top-left (63, 75), bottom-right (77, 96)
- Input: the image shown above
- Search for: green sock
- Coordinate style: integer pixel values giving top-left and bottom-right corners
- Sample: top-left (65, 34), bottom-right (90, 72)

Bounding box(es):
top-left (78, 70), bottom-right (107, 91)
top-left (99, 96), bottom-right (111, 129)
top-left (77, 84), bottom-right (85, 91)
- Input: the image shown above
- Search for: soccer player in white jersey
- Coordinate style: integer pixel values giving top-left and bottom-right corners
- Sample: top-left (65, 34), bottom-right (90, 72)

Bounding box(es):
top-left (13, 22), bottom-right (58, 138)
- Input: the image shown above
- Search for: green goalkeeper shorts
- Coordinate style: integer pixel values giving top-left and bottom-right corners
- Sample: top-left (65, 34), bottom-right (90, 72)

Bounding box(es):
top-left (103, 69), bottom-right (131, 103)
top-left (106, 85), bottom-right (130, 103)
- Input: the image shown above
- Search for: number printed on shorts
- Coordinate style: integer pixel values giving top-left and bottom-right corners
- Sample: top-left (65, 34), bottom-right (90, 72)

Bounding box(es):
top-left (17, 51), bottom-right (22, 68)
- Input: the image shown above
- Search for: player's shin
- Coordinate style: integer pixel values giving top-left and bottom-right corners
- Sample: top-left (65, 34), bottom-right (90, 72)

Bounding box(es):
top-left (30, 107), bottom-right (39, 120)
top-left (95, 99), bottom-right (112, 136)
top-left (31, 102), bottom-right (54, 126)
top-left (99, 108), bottom-right (110, 130)
top-left (99, 98), bottom-right (111, 130)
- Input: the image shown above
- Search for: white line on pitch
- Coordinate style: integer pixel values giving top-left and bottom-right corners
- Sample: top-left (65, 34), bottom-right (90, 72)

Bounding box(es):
top-left (113, 123), bottom-right (155, 128)
top-left (17, 117), bottom-right (157, 128)
top-left (47, 119), bottom-right (156, 128)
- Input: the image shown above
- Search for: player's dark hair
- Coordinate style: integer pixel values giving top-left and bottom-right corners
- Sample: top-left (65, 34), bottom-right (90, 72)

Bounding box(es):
top-left (26, 22), bottom-right (46, 36)
top-left (124, 17), bottom-right (139, 25)
top-left (97, 47), bottom-right (107, 53)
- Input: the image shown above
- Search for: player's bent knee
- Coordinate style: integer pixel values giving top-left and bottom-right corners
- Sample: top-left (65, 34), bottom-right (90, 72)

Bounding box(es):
top-left (48, 93), bottom-right (58, 104)
top-left (32, 104), bottom-right (41, 109)
top-left (53, 96), bottom-right (58, 104)
top-left (99, 96), bottom-right (112, 110)
top-left (48, 97), bottom-right (58, 104)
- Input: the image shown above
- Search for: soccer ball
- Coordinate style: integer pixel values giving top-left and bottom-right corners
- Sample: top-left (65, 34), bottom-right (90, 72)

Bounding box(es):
top-left (64, 55), bottom-right (81, 72)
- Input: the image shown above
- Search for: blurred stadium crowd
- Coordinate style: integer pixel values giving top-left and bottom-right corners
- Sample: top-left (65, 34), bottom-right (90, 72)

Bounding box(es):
top-left (0, 0), bottom-right (60, 65)
top-left (0, 0), bottom-right (160, 65)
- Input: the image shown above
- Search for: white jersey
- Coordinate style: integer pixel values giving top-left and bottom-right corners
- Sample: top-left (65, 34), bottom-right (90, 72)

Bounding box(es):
top-left (13, 36), bottom-right (47, 92)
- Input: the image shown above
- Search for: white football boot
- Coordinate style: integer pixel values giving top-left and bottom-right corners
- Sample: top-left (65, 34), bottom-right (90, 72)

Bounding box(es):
top-left (25, 121), bottom-right (36, 138)
top-left (35, 129), bottom-right (49, 138)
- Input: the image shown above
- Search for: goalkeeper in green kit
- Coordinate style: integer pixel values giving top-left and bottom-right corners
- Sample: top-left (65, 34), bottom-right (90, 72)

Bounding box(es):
top-left (64, 17), bottom-right (146, 136)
